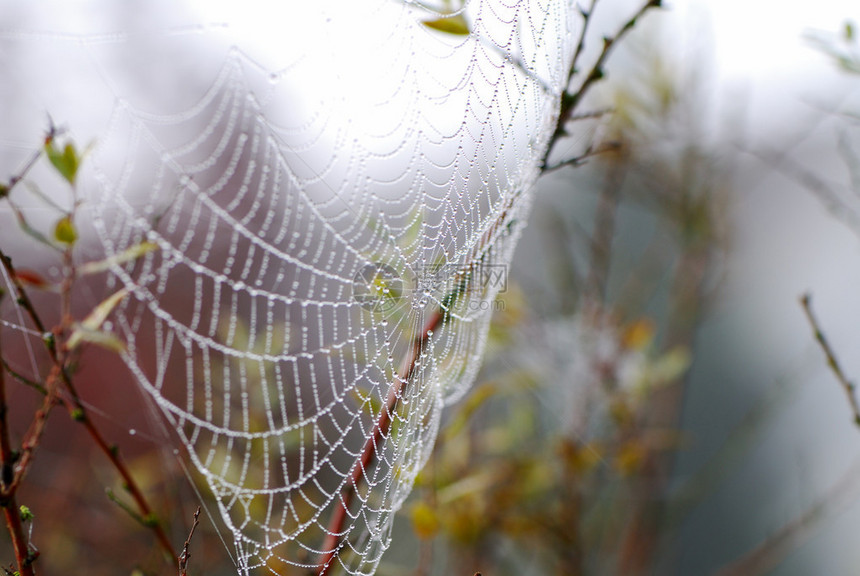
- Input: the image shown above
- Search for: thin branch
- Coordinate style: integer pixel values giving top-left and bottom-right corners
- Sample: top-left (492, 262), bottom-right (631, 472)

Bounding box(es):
top-left (0, 250), bottom-right (49, 337)
top-left (570, 0), bottom-right (599, 88)
top-left (799, 293), bottom-right (860, 427)
top-left (542, 0), bottom-right (598, 169)
top-left (178, 506), bottom-right (201, 576)
top-left (0, 122), bottom-right (58, 198)
top-left (0, 243), bottom-right (178, 561)
top-left (542, 0), bottom-right (662, 171)
top-left (541, 140), bottom-right (622, 174)
top-left (3, 364), bottom-right (61, 498)
top-left (571, 0), bottom-right (662, 113)
top-left (569, 107), bottom-right (614, 122)
top-left (0, 327), bottom-right (37, 576)
top-left (62, 381), bottom-right (177, 560)
top-left (1, 360), bottom-right (47, 396)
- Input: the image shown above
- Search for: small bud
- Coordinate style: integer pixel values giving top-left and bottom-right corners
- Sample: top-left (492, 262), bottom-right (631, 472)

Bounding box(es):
top-left (42, 333), bottom-right (55, 351)
top-left (143, 513), bottom-right (160, 528)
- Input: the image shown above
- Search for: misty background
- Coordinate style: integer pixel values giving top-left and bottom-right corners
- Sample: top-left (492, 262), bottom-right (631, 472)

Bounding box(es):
top-left (2, 1), bottom-right (860, 575)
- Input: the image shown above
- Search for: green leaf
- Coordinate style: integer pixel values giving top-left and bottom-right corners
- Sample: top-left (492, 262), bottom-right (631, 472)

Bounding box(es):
top-left (54, 215), bottom-right (78, 245)
top-left (845, 20), bottom-right (855, 42)
top-left (45, 141), bottom-right (80, 185)
top-left (422, 14), bottom-right (470, 36)
top-left (79, 241), bottom-right (159, 275)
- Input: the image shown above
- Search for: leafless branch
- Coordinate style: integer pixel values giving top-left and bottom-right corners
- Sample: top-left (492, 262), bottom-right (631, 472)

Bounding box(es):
top-left (0, 323), bottom-right (38, 576)
top-left (542, 0), bottom-right (662, 171)
top-left (541, 140), bottom-right (622, 174)
top-left (178, 506), bottom-right (201, 576)
top-left (800, 293), bottom-right (860, 427)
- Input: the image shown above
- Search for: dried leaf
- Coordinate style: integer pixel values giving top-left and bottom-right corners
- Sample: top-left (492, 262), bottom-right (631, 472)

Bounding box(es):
top-left (67, 327), bottom-right (126, 353)
top-left (67, 288), bottom-right (128, 350)
top-left (84, 288), bottom-right (128, 331)
top-left (79, 241), bottom-right (159, 275)
top-left (13, 269), bottom-right (50, 289)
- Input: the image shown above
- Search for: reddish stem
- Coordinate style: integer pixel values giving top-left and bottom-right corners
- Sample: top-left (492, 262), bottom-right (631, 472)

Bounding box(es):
top-left (318, 310), bottom-right (442, 575)
top-left (0, 330), bottom-right (37, 576)
top-left (0, 247), bottom-right (178, 561)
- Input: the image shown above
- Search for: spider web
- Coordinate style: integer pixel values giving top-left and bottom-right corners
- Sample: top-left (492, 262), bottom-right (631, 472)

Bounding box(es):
top-left (1, 1), bottom-right (574, 574)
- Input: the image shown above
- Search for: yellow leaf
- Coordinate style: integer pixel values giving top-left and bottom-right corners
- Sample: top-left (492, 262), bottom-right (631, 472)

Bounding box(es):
top-left (79, 241), bottom-right (159, 275)
top-left (54, 215), bottom-right (78, 245)
top-left (66, 327), bottom-right (126, 353)
top-left (422, 14), bottom-right (470, 36)
top-left (622, 317), bottom-right (655, 350)
top-left (614, 441), bottom-right (646, 476)
top-left (68, 289), bottom-right (129, 350)
top-left (411, 502), bottom-right (440, 540)
top-left (83, 288), bottom-right (128, 331)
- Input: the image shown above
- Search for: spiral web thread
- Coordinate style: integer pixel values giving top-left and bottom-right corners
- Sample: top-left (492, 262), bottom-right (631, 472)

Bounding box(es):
top-left (2, 1), bottom-right (573, 574)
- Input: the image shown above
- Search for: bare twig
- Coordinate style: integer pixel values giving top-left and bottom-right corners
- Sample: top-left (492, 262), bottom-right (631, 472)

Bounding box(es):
top-left (541, 140), bottom-right (622, 174)
top-left (570, 0), bottom-right (662, 112)
top-left (542, 0), bottom-right (662, 170)
top-left (178, 506), bottom-right (201, 576)
top-left (3, 364), bottom-right (62, 498)
top-left (1, 360), bottom-right (47, 395)
top-left (74, 394), bottom-right (177, 559)
top-left (0, 326), bottom-right (38, 576)
top-left (0, 123), bottom-right (58, 198)
top-left (800, 293), bottom-right (860, 427)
